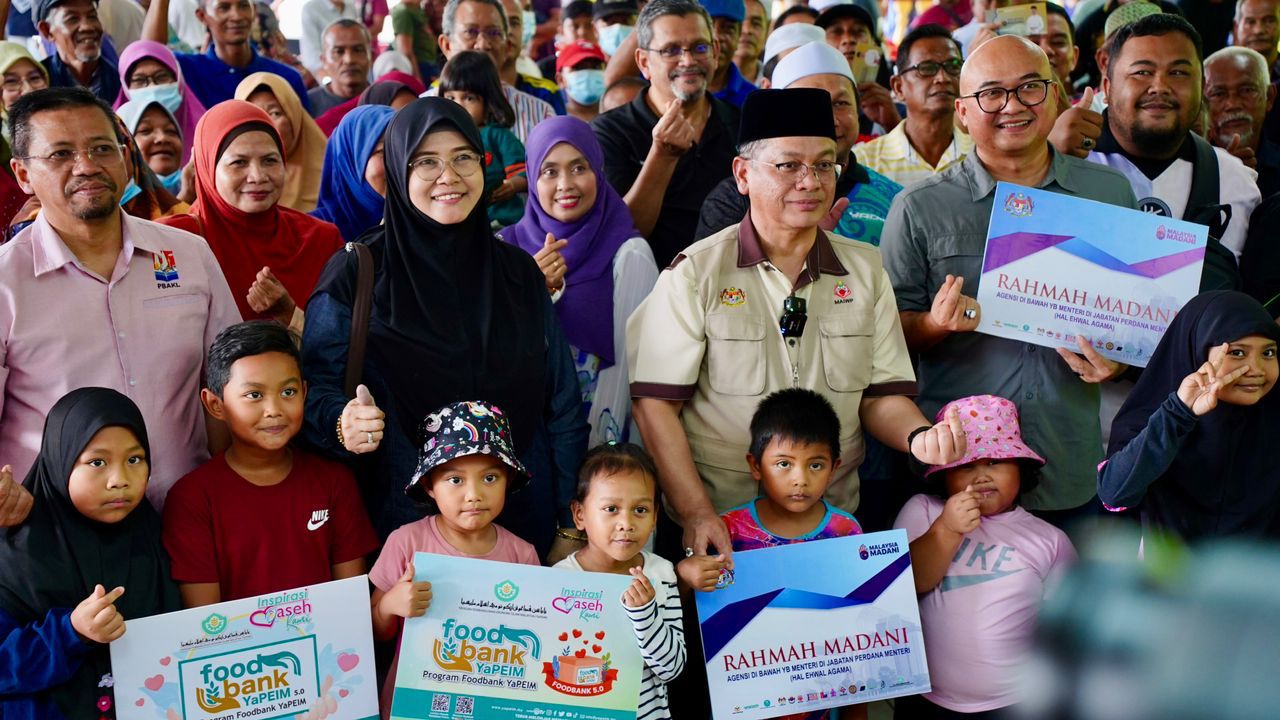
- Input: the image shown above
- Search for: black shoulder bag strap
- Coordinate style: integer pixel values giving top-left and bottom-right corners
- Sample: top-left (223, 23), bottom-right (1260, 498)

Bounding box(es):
top-left (1183, 134), bottom-right (1242, 292)
top-left (343, 242), bottom-right (376, 399)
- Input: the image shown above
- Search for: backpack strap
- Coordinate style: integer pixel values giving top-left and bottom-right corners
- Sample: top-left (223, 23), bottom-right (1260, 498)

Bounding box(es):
top-left (1182, 134), bottom-right (1242, 291)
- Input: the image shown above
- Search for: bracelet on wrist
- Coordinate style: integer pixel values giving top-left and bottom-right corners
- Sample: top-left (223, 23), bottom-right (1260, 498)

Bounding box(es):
top-left (335, 417), bottom-right (345, 447)
top-left (555, 528), bottom-right (587, 542)
top-left (906, 425), bottom-right (932, 451)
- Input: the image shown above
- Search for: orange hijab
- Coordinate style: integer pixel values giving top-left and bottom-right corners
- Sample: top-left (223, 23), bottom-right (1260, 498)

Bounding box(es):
top-left (158, 101), bottom-right (342, 320)
top-left (233, 72), bottom-right (327, 212)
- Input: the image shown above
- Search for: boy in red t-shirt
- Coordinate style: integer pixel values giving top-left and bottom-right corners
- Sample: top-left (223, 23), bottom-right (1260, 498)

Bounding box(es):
top-left (162, 321), bottom-right (379, 607)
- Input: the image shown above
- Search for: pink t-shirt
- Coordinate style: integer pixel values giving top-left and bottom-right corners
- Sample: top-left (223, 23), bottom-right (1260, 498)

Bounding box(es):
top-left (369, 515), bottom-right (540, 717)
top-left (894, 494), bottom-right (1076, 713)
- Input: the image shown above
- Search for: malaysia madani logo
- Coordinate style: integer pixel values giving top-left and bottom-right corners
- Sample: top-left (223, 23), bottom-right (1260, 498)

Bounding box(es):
top-left (1003, 192), bottom-right (1033, 217)
top-left (858, 544), bottom-right (870, 560)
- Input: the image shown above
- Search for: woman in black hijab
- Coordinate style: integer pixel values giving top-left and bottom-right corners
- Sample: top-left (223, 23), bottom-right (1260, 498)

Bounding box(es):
top-left (302, 98), bottom-right (588, 559)
top-left (0, 387), bottom-right (179, 718)
top-left (1100, 291), bottom-right (1280, 540)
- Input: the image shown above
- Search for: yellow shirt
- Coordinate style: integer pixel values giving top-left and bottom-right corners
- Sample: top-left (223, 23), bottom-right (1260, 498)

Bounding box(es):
top-left (626, 216), bottom-right (916, 516)
top-left (855, 122), bottom-right (974, 189)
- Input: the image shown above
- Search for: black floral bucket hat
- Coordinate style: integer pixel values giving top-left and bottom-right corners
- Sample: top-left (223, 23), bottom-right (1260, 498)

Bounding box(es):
top-left (406, 400), bottom-right (531, 503)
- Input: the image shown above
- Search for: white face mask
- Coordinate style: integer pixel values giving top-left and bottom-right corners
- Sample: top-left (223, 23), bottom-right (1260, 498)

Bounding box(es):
top-left (597, 23), bottom-right (633, 58)
top-left (521, 9), bottom-right (536, 50)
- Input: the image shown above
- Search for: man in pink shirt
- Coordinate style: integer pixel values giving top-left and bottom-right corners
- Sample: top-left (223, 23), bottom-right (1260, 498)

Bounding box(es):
top-left (0, 87), bottom-right (241, 521)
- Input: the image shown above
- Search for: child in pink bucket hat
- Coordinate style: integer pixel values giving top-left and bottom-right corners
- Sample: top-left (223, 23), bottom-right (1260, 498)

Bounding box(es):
top-left (892, 395), bottom-right (1077, 717)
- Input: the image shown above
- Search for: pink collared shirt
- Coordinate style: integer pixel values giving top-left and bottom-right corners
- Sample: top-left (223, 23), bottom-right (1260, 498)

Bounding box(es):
top-left (0, 212), bottom-right (241, 509)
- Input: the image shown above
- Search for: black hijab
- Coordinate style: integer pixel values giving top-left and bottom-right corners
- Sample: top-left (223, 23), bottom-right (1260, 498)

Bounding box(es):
top-left (1108, 291), bottom-right (1280, 540)
top-left (0, 387), bottom-right (179, 714)
top-left (312, 98), bottom-right (548, 454)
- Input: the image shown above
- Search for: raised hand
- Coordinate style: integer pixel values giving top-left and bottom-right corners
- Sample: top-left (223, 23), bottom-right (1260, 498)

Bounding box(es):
top-left (533, 232), bottom-right (568, 292)
top-left (928, 275), bottom-right (981, 334)
top-left (909, 406), bottom-right (968, 466)
top-left (940, 485), bottom-right (982, 535)
top-left (340, 384), bottom-right (385, 454)
top-left (379, 564), bottom-right (433, 618)
top-left (819, 197), bottom-right (851, 232)
top-left (652, 98), bottom-right (697, 157)
top-left (622, 566), bottom-right (657, 608)
top-left (1178, 342), bottom-right (1250, 416)
top-left (72, 585), bottom-right (126, 644)
top-left (246, 266), bottom-right (297, 324)
top-left (1049, 87), bottom-right (1103, 159)
top-left (676, 553), bottom-right (729, 593)
top-left (0, 465), bottom-right (34, 528)
top-left (1225, 134), bottom-right (1258, 169)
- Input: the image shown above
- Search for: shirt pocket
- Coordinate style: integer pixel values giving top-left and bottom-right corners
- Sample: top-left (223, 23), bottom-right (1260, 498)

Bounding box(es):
top-left (925, 234), bottom-right (984, 292)
top-left (705, 313), bottom-right (768, 396)
top-left (819, 311), bottom-right (874, 392)
top-left (142, 293), bottom-right (203, 310)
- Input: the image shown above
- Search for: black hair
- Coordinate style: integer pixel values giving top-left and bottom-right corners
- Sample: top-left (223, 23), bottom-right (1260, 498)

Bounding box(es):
top-left (1104, 13), bottom-right (1202, 82)
top-left (772, 5), bottom-right (818, 31)
top-left (748, 389), bottom-right (841, 463)
top-left (895, 23), bottom-right (959, 75)
top-left (563, 0), bottom-right (594, 21)
top-left (1044, 2), bottom-right (1075, 42)
top-left (573, 443), bottom-right (659, 503)
top-left (206, 320), bottom-right (301, 396)
top-left (439, 50), bottom-right (516, 128)
top-left (8, 86), bottom-right (116, 159)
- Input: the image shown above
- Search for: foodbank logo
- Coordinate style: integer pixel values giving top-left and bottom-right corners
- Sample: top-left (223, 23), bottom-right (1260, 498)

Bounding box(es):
top-left (495, 580), bottom-right (519, 602)
top-left (201, 613), bottom-right (227, 636)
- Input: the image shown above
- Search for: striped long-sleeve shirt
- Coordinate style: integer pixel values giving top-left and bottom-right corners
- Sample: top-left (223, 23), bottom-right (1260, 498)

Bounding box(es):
top-left (555, 551), bottom-right (686, 719)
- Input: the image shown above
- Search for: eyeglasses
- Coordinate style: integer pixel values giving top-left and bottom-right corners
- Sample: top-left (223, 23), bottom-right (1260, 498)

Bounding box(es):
top-left (127, 70), bottom-right (176, 88)
top-left (641, 42), bottom-right (712, 60)
top-left (454, 26), bottom-right (505, 42)
top-left (901, 59), bottom-right (962, 78)
top-left (959, 78), bottom-right (1054, 113)
top-left (779, 295), bottom-right (807, 339)
top-left (1, 72), bottom-right (48, 92)
top-left (17, 143), bottom-right (125, 168)
top-left (408, 152), bottom-right (484, 181)
top-left (750, 159), bottom-right (842, 183)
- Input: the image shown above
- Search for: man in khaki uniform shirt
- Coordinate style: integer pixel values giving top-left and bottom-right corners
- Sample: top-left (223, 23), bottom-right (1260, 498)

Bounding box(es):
top-left (627, 88), bottom-right (967, 561)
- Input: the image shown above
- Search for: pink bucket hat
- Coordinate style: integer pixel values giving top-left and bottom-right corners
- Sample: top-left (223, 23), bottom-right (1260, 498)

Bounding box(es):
top-left (924, 395), bottom-right (1045, 477)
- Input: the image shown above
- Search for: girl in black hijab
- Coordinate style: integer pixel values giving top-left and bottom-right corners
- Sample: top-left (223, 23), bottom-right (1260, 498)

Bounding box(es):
top-left (1100, 291), bottom-right (1280, 541)
top-left (302, 97), bottom-right (588, 559)
top-left (0, 387), bottom-right (179, 718)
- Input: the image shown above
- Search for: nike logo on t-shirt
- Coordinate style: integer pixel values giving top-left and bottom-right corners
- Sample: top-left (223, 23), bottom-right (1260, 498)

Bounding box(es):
top-left (307, 509), bottom-right (330, 531)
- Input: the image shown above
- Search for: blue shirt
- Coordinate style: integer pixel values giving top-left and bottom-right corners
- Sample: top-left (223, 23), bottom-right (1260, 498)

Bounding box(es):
top-left (712, 62), bottom-right (756, 108)
top-left (41, 53), bottom-right (120, 105)
top-left (176, 44), bottom-right (310, 112)
top-left (517, 73), bottom-right (566, 115)
top-left (0, 607), bottom-right (90, 719)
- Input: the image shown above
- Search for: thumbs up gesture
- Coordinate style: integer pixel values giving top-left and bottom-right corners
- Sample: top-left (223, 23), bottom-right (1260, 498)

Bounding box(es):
top-left (340, 383), bottom-right (385, 454)
top-left (1049, 86), bottom-right (1103, 158)
top-left (533, 232), bottom-right (569, 294)
top-left (379, 563), bottom-right (433, 619)
top-left (72, 584), bottom-right (127, 644)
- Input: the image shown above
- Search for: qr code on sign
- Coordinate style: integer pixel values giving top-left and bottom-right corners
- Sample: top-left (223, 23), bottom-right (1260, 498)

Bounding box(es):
top-left (454, 696), bottom-right (475, 716)
top-left (431, 694), bottom-right (450, 714)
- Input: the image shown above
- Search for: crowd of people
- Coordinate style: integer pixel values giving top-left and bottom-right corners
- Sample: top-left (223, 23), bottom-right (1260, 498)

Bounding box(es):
top-left (0, 0), bottom-right (1277, 717)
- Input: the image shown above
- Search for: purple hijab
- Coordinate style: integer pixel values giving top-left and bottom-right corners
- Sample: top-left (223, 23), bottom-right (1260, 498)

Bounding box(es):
top-left (501, 116), bottom-right (638, 366)
top-left (113, 40), bottom-right (206, 165)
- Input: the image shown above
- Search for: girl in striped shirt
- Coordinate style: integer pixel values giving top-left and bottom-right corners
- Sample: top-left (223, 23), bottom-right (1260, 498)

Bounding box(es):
top-left (554, 444), bottom-right (687, 719)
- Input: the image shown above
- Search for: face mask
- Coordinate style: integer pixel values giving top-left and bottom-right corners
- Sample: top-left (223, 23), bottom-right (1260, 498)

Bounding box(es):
top-left (128, 82), bottom-right (183, 116)
top-left (564, 69), bottom-right (605, 106)
top-left (521, 10), bottom-right (536, 50)
top-left (158, 169), bottom-right (182, 195)
top-left (597, 23), bottom-right (633, 58)
top-left (119, 179), bottom-right (142, 206)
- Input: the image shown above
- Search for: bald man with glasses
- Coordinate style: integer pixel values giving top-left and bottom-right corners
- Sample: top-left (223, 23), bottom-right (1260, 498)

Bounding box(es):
top-left (880, 36), bottom-right (1138, 532)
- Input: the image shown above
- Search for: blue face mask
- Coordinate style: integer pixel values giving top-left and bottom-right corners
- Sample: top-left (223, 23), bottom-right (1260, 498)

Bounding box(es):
top-left (564, 69), bottom-right (605, 106)
top-left (521, 9), bottom-right (536, 50)
top-left (597, 23), bottom-right (633, 57)
top-left (157, 169), bottom-right (182, 195)
top-left (128, 82), bottom-right (183, 116)
top-left (119, 179), bottom-right (142, 206)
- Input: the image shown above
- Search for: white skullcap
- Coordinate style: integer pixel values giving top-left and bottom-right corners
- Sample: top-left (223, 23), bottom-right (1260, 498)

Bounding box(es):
top-left (809, 0), bottom-right (850, 13)
top-left (773, 41), bottom-right (854, 90)
top-left (762, 23), bottom-right (826, 67)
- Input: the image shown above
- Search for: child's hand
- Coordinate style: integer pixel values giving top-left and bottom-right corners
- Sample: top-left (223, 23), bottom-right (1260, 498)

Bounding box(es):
top-left (380, 564), bottom-right (433, 619)
top-left (677, 553), bottom-right (728, 593)
top-left (622, 566), bottom-right (656, 608)
top-left (71, 584), bottom-right (126, 644)
top-left (940, 485), bottom-right (982, 536)
top-left (1178, 342), bottom-right (1250, 416)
